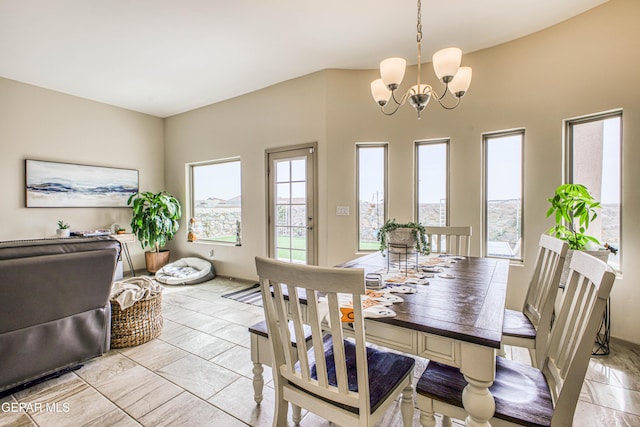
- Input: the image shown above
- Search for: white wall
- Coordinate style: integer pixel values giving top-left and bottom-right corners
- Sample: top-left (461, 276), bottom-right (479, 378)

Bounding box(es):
top-left (165, 0), bottom-right (640, 344)
top-left (0, 77), bottom-right (165, 269)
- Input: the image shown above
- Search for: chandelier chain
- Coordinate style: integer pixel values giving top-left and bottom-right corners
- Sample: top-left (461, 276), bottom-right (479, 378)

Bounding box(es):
top-left (416, 0), bottom-right (422, 44)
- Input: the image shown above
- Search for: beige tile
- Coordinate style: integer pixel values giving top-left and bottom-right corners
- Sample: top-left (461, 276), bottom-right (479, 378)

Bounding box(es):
top-left (582, 379), bottom-right (640, 416)
top-left (162, 328), bottom-right (235, 359)
top-left (140, 391), bottom-right (246, 427)
top-left (213, 307), bottom-right (264, 327)
top-left (194, 316), bottom-right (235, 336)
top-left (20, 378), bottom-right (127, 427)
top-left (574, 400), bottom-right (640, 427)
top-left (209, 345), bottom-right (254, 378)
top-left (75, 351), bottom-right (138, 387)
top-left (158, 318), bottom-right (193, 341)
top-left (210, 323), bottom-right (252, 347)
top-left (80, 408), bottom-right (140, 427)
top-left (93, 364), bottom-right (183, 419)
top-left (120, 338), bottom-right (189, 371)
top-left (13, 372), bottom-right (87, 404)
top-left (207, 376), bottom-right (306, 427)
top-left (1, 394), bottom-right (37, 426)
top-left (157, 354), bottom-right (239, 399)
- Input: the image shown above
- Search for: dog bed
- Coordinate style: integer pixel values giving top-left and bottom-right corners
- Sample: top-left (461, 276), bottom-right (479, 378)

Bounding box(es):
top-left (155, 257), bottom-right (215, 285)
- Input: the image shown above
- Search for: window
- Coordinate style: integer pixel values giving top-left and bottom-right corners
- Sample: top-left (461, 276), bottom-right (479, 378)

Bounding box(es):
top-left (483, 130), bottom-right (524, 260)
top-left (357, 144), bottom-right (387, 251)
top-left (189, 158), bottom-right (242, 243)
top-left (566, 111), bottom-right (622, 270)
top-left (416, 140), bottom-right (449, 226)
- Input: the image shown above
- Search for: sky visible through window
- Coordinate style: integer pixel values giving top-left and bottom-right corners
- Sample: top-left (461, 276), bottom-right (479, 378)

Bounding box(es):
top-left (193, 161), bottom-right (241, 201)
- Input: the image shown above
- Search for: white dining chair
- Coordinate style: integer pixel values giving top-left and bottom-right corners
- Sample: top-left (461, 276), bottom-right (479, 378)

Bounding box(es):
top-left (424, 226), bottom-right (472, 256)
top-left (254, 256), bottom-right (415, 427)
top-left (415, 249), bottom-right (616, 427)
top-left (502, 234), bottom-right (568, 367)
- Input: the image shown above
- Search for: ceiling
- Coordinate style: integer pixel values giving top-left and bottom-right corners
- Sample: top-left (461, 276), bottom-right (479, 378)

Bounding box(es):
top-left (0, 0), bottom-right (607, 118)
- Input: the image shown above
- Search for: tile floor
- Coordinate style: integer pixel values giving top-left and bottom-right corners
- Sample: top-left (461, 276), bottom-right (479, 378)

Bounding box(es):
top-left (2, 276), bottom-right (639, 426)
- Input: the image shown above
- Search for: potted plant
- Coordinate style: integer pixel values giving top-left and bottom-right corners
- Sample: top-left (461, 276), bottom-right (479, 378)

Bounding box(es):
top-left (56, 220), bottom-right (71, 238)
top-left (128, 191), bottom-right (182, 273)
top-left (546, 183), bottom-right (609, 283)
top-left (377, 219), bottom-right (430, 256)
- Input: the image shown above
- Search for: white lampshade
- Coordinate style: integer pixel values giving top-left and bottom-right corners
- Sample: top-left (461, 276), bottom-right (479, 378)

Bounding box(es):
top-left (380, 57), bottom-right (406, 88)
top-left (432, 47), bottom-right (462, 82)
top-left (371, 79), bottom-right (392, 105)
top-left (449, 66), bottom-right (472, 96)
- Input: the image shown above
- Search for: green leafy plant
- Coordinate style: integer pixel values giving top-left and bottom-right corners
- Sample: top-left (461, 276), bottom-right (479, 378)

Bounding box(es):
top-left (377, 219), bottom-right (430, 255)
top-left (546, 183), bottom-right (600, 250)
top-left (57, 220), bottom-right (70, 229)
top-left (127, 191), bottom-right (182, 252)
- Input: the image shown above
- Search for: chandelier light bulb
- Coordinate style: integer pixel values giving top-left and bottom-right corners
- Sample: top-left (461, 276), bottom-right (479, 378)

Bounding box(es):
top-left (449, 66), bottom-right (473, 97)
top-left (371, 79), bottom-right (392, 106)
top-left (432, 47), bottom-right (462, 83)
top-left (380, 57), bottom-right (407, 90)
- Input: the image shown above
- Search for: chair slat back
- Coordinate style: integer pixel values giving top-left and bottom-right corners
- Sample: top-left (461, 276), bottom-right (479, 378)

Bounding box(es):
top-left (541, 250), bottom-right (615, 426)
top-left (255, 256), bottom-right (370, 413)
top-left (522, 235), bottom-right (568, 366)
top-left (424, 226), bottom-right (472, 256)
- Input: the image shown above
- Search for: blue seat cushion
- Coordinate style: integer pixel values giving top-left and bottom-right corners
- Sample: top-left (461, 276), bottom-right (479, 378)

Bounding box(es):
top-left (416, 356), bottom-right (553, 427)
top-left (292, 334), bottom-right (415, 414)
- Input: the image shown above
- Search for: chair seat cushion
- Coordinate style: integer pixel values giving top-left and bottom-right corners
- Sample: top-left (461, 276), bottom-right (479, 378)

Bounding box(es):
top-left (502, 308), bottom-right (536, 339)
top-left (295, 335), bottom-right (415, 414)
top-left (416, 356), bottom-right (553, 427)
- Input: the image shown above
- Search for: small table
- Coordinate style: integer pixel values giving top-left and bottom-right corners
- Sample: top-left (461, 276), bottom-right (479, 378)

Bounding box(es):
top-left (112, 233), bottom-right (136, 276)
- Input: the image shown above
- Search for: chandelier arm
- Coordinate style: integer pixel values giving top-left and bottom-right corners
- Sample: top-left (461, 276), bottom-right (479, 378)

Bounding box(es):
top-left (391, 89), bottom-right (405, 106)
top-left (382, 91), bottom-right (409, 115)
top-left (435, 84), bottom-right (450, 101)
top-left (432, 92), bottom-right (462, 110)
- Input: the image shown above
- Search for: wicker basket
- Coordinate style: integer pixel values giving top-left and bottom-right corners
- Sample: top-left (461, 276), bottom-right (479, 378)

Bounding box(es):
top-left (110, 293), bottom-right (163, 348)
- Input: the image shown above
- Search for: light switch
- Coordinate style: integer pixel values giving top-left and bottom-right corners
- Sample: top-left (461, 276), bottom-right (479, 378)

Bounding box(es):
top-left (336, 206), bottom-right (350, 216)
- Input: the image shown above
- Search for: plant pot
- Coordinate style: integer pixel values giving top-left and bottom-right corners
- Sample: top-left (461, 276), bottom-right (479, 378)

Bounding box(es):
top-left (145, 251), bottom-right (170, 274)
top-left (387, 228), bottom-right (417, 254)
top-left (56, 229), bottom-right (70, 238)
top-left (560, 249), bottom-right (610, 287)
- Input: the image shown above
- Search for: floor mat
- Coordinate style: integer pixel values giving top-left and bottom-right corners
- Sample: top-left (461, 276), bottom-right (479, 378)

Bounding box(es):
top-left (221, 283), bottom-right (262, 306)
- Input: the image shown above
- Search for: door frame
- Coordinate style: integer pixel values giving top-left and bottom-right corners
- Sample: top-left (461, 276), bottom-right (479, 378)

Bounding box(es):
top-left (265, 142), bottom-right (318, 265)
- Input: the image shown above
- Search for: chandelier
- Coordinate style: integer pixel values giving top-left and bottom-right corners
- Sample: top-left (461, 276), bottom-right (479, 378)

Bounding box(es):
top-left (370, 0), bottom-right (472, 119)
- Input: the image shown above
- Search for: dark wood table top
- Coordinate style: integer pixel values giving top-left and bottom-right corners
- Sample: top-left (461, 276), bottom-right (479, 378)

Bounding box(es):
top-left (336, 252), bottom-right (509, 349)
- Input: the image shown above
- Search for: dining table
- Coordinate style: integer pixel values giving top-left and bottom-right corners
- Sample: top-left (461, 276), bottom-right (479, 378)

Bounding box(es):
top-left (337, 252), bottom-right (509, 427)
top-left (250, 251), bottom-right (509, 427)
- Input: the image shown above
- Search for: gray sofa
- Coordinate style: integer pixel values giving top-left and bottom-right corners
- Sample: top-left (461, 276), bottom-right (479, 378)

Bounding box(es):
top-left (0, 236), bottom-right (121, 393)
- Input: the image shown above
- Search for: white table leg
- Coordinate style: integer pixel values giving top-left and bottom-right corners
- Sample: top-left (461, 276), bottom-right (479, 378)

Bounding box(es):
top-left (252, 362), bottom-right (264, 404)
top-left (460, 343), bottom-right (496, 427)
top-left (462, 375), bottom-right (495, 427)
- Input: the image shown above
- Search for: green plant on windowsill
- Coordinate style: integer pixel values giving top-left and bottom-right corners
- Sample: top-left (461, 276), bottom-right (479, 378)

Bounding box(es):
top-left (376, 219), bottom-right (430, 256)
top-left (57, 220), bottom-right (70, 230)
top-left (546, 183), bottom-right (600, 250)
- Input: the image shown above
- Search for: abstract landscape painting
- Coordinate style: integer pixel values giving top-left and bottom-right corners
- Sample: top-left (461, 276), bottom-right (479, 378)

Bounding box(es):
top-left (26, 160), bottom-right (138, 207)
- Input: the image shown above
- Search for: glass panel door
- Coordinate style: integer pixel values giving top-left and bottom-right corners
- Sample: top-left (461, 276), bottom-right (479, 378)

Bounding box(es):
top-left (267, 146), bottom-right (316, 264)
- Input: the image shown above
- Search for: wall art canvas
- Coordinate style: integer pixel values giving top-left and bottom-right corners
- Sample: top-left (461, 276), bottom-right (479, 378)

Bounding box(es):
top-left (26, 159), bottom-right (139, 207)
